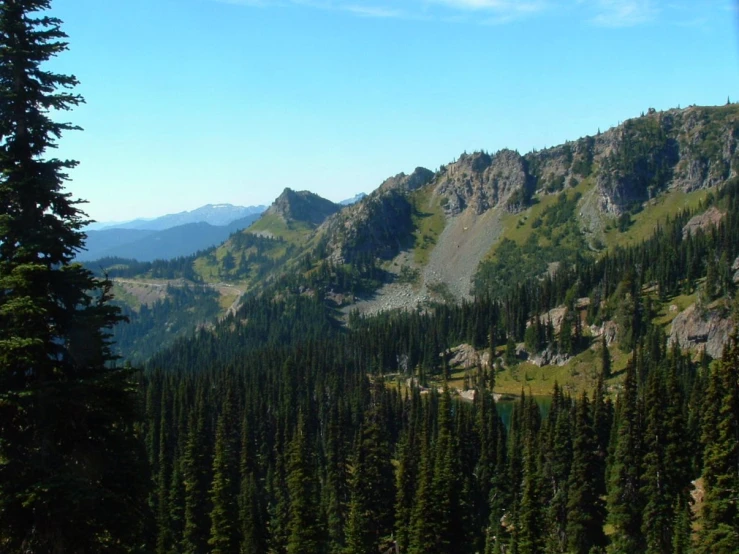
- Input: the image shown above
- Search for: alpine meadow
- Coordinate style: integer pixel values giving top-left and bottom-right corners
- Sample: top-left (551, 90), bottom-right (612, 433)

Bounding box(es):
top-left (2, 1), bottom-right (739, 554)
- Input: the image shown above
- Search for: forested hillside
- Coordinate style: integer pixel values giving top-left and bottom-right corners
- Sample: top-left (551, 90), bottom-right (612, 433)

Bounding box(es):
top-left (142, 173), bottom-right (739, 552)
top-left (3, 1), bottom-right (737, 552)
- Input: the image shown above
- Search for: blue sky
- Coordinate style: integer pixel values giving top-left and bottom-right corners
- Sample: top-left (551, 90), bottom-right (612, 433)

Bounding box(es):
top-left (48, 0), bottom-right (739, 222)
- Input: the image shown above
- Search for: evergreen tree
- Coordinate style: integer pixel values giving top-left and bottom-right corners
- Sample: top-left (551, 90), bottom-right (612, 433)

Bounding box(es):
top-left (429, 388), bottom-right (464, 553)
top-left (286, 414), bottom-right (324, 554)
top-left (698, 328), bottom-right (739, 553)
top-left (408, 405), bottom-right (436, 554)
top-left (344, 404), bottom-right (394, 554)
top-left (671, 495), bottom-right (692, 554)
top-left (182, 397), bottom-right (211, 554)
top-left (208, 394), bottom-right (240, 553)
top-left (601, 336), bottom-right (612, 378)
top-left (566, 393), bottom-right (606, 554)
top-left (607, 358), bottom-right (646, 553)
top-left (0, 1), bottom-right (149, 550)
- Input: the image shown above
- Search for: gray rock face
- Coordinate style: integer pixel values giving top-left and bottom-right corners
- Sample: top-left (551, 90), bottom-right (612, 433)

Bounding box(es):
top-left (530, 346), bottom-right (570, 367)
top-left (733, 256), bottom-right (739, 283)
top-left (434, 150), bottom-right (534, 216)
top-left (324, 189), bottom-right (414, 263)
top-left (378, 167), bottom-right (434, 193)
top-left (682, 206), bottom-right (725, 238)
top-left (266, 188), bottom-right (340, 226)
top-left (428, 106), bottom-right (738, 220)
top-left (519, 106), bottom-right (737, 217)
top-left (671, 108), bottom-right (739, 192)
top-left (669, 303), bottom-right (735, 359)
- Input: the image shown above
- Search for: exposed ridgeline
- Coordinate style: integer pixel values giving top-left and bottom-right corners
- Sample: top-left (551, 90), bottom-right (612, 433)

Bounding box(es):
top-left (265, 187), bottom-right (340, 227)
top-left (369, 104), bottom-right (736, 221)
top-left (323, 168), bottom-right (434, 263)
top-left (104, 104), bottom-right (739, 360)
top-left (318, 104), bottom-right (739, 310)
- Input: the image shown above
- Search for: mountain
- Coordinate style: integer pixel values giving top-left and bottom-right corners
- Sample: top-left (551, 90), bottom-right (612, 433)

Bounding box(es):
top-left (264, 188), bottom-right (340, 226)
top-left (339, 192), bottom-right (367, 205)
top-left (77, 213), bottom-right (261, 262)
top-left (243, 188), bottom-right (341, 245)
top-left (80, 228), bottom-right (155, 257)
top-left (104, 105), bottom-right (739, 554)
top-left (98, 104), bottom-right (738, 363)
top-left (94, 203), bottom-right (267, 231)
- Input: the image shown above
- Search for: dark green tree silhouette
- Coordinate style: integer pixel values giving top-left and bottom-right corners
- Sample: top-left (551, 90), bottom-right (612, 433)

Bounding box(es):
top-left (286, 414), bottom-right (324, 554)
top-left (566, 393), bottom-right (606, 554)
top-left (0, 1), bottom-right (149, 551)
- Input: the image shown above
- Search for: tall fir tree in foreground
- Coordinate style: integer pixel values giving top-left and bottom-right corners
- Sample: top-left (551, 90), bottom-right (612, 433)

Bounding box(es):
top-left (0, 0), bottom-right (149, 551)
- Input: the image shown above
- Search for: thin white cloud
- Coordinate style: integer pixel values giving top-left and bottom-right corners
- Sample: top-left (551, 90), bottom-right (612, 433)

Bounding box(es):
top-left (212, 0), bottom-right (723, 27)
top-left (431, 0), bottom-right (544, 11)
top-left (342, 4), bottom-right (406, 17)
top-left (212, 0), bottom-right (549, 20)
top-left (589, 0), bottom-right (657, 27)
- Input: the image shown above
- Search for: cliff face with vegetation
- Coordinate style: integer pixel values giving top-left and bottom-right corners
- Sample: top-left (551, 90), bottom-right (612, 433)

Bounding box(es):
top-left (320, 105), bottom-right (738, 273)
top-left (264, 187), bottom-right (340, 226)
top-left (97, 104), bottom-right (739, 362)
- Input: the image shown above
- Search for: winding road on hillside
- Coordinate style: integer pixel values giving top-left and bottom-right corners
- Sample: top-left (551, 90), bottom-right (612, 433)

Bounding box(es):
top-left (112, 278), bottom-right (245, 318)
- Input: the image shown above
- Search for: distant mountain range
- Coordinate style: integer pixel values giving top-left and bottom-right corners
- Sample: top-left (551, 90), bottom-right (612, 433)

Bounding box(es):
top-left (339, 193), bottom-right (367, 206)
top-left (77, 209), bottom-right (264, 262)
top-left (79, 196), bottom-right (366, 262)
top-left (88, 203), bottom-right (267, 231)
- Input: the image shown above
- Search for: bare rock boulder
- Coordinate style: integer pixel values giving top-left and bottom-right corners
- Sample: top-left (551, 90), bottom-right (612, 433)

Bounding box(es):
top-left (682, 206), bottom-right (725, 239)
top-left (669, 303), bottom-right (735, 359)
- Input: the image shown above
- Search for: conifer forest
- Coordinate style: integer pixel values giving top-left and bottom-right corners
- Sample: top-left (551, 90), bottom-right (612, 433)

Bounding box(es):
top-left (2, 1), bottom-right (739, 553)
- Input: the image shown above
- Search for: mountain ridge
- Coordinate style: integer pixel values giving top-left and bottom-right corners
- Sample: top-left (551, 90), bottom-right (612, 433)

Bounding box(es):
top-left (90, 203), bottom-right (267, 231)
top-left (96, 103), bottom-right (739, 360)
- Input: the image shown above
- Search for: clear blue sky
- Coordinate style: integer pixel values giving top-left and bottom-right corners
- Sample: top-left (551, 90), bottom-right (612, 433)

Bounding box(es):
top-left (47, 0), bottom-right (739, 222)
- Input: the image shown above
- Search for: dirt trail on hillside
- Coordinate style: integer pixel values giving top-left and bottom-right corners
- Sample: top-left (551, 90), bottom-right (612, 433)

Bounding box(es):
top-left (113, 279), bottom-right (244, 316)
top-left (349, 207), bottom-right (505, 316)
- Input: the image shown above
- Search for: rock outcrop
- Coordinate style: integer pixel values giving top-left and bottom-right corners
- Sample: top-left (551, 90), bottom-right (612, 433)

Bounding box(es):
top-left (682, 206), bottom-right (725, 238)
top-left (446, 343), bottom-right (490, 369)
top-left (669, 303), bottom-right (735, 359)
top-left (378, 167), bottom-right (434, 194)
top-left (324, 189), bottom-right (414, 263)
top-left (434, 150), bottom-right (535, 216)
top-left (265, 188), bottom-right (340, 226)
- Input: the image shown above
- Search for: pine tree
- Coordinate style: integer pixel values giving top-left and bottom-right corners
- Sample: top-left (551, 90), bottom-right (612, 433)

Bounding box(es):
top-left (566, 393), bottom-right (606, 554)
top-left (429, 387), bottom-right (463, 553)
top-left (408, 404), bottom-right (436, 554)
top-left (208, 394), bottom-right (240, 553)
top-left (601, 336), bottom-right (612, 378)
top-left (286, 414), bottom-right (324, 554)
top-left (0, 1), bottom-right (149, 550)
top-left (543, 388), bottom-right (572, 553)
top-left (671, 495), bottom-right (692, 554)
top-left (344, 404), bottom-right (394, 554)
top-left (182, 397), bottom-right (211, 554)
top-left (698, 328), bottom-right (739, 553)
top-left (607, 358), bottom-right (646, 553)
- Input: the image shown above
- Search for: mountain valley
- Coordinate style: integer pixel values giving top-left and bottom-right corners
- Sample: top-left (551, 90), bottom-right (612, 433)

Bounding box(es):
top-left (95, 104), bottom-right (739, 374)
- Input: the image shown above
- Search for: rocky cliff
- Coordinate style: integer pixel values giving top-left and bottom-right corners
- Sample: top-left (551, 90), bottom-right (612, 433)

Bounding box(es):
top-left (265, 188), bottom-right (340, 226)
top-left (434, 149), bottom-right (535, 215)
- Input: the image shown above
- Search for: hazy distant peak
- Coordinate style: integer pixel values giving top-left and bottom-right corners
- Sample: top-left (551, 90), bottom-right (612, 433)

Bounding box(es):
top-left (94, 203), bottom-right (267, 231)
top-left (339, 193), bottom-right (367, 206)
